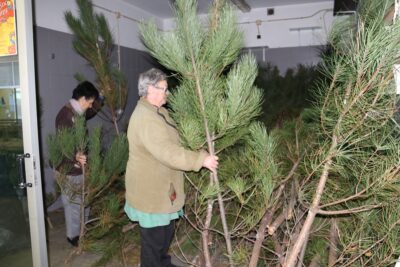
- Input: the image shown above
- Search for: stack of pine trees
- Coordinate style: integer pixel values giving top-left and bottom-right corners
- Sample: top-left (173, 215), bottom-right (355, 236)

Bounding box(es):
top-left (141, 0), bottom-right (400, 266)
top-left (48, 0), bottom-right (400, 265)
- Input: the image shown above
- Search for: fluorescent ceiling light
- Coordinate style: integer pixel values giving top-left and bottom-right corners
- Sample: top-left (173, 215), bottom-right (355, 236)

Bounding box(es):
top-left (230, 0), bottom-right (251, 13)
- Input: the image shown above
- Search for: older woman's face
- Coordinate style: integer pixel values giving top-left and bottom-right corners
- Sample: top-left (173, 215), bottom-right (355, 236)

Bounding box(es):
top-left (149, 80), bottom-right (168, 107)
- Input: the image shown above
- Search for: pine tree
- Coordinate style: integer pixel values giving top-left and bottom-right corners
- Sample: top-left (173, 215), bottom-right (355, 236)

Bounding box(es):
top-left (47, 117), bottom-right (129, 257)
top-left (140, 0), bottom-right (280, 265)
top-left (65, 0), bottom-right (127, 135)
top-left (281, 0), bottom-right (400, 265)
top-left (57, 0), bottom-right (131, 262)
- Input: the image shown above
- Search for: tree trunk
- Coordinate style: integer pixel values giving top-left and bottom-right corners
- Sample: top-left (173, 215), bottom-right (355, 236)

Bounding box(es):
top-left (272, 234), bottom-right (284, 266)
top-left (296, 232), bottom-right (310, 267)
top-left (202, 198), bottom-right (214, 267)
top-left (268, 211), bottom-right (286, 235)
top-left (190, 50), bottom-right (233, 267)
top-left (328, 219), bottom-right (338, 267)
top-left (248, 211), bottom-right (273, 267)
top-left (79, 165), bottom-right (86, 250)
top-left (284, 150), bottom-right (335, 266)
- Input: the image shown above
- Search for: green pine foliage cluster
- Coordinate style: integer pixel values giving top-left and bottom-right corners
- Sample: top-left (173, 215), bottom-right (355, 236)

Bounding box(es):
top-left (47, 116), bottom-right (129, 261)
top-left (256, 63), bottom-right (321, 129)
top-left (65, 0), bottom-right (127, 134)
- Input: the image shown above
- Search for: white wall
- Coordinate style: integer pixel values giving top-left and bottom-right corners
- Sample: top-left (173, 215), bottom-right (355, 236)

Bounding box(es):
top-left (34, 0), bottom-right (163, 51)
top-left (34, 0), bottom-right (336, 50)
top-left (163, 1), bottom-right (335, 48)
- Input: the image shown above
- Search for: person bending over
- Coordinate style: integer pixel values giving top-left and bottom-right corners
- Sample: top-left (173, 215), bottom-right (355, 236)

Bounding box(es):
top-left (55, 81), bottom-right (99, 247)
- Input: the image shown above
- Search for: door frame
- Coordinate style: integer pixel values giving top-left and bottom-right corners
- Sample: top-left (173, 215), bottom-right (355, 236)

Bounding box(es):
top-left (16, 0), bottom-right (48, 266)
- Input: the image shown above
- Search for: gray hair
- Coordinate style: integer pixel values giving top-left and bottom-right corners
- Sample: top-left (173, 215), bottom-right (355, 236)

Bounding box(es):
top-left (138, 68), bottom-right (167, 97)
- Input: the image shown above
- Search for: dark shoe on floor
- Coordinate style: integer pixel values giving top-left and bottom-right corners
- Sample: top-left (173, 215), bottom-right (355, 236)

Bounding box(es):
top-left (67, 236), bottom-right (79, 247)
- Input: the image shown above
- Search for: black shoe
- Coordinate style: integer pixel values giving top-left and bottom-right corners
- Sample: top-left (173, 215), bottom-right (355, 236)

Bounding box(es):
top-left (67, 236), bottom-right (79, 247)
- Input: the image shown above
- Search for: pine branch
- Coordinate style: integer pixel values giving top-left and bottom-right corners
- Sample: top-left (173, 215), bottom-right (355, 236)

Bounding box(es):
top-left (328, 219), bottom-right (338, 267)
top-left (65, 0), bottom-right (127, 135)
top-left (338, 217), bottom-right (400, 267)
top-left (317, 204), bottom-right (383, 216)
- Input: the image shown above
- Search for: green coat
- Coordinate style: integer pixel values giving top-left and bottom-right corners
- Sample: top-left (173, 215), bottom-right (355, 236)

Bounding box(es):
top-left (125, 99), bottom-right (207, 214)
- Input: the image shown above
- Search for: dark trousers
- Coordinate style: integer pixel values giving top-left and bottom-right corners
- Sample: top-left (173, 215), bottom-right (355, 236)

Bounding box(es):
top-left (139, 221), bottom-right (176, 267)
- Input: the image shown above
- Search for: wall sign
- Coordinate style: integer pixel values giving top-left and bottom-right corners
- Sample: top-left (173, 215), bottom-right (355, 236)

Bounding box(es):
top-left (0, 0), bottom-right (16, 56)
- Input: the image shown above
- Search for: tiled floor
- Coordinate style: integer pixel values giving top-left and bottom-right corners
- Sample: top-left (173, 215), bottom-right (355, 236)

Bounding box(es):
top-left (0, 207), bottom-right (188, 266)
top-left (47, 210), bottom-right (132, 267)
top-left (47, 210), bottom-right (185, 267)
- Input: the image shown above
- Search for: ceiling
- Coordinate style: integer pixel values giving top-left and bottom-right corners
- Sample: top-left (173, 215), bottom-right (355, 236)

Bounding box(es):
top-left (122, 0), bottom-right (332, 19)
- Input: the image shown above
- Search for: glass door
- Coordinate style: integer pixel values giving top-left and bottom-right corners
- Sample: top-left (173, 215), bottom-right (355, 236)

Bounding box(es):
top-left (0, 0), bottom-right (48, 266)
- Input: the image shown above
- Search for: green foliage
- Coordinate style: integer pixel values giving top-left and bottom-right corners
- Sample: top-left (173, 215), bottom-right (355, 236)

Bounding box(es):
top-left (47, 114), bottom-right (128, 262)
top-left (61, 0), bottom-right (130, 263)
top-left (64, 0), bottom-right (114, 74)
top-left (65, 0), bottom-right (127, 133)
top-left (57, 128), bottom-right (76, 159)
top-left (289, 0), bottom-right (400, 265)
top-left (246, 123), bottom-right (279, 202)
top-left (88, 127), bottom-right (103, 185)
top-left (218, 55), bottom-right (263, 146)
top-left (142, 0), bottom-right (400, 265)
top-left (47, 135), bottom-right (63, 169)
top-left (141, 0), bottom-right (286, 262)
top-left (140, 1), bottom-right (242, 77)
top-left (74, 116), bottom-right (88, 151)
top-left (256, 63), bottom-right (321, 129)
top-left (47, 116), bottom-right (87, 170)
top-left (231, 243), bottom-right (250, 266)
top-left (89, 239), bottom-right (121, 267)
top-left (140, 0), bottom-right (278, 263)
top-left (201, 2), bottom-right (243, 73)
top-left (103, 133), bottom-right (129, 176)
top-left (85, 214), bottom-right (137, 267)
top-left (199, 183), bottom-right (219, 203)
top-left (142, 0), bottom-right (263, 152)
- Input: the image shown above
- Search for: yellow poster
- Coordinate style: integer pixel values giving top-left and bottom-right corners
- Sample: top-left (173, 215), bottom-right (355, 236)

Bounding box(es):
top-left (0, 0), bottom-right (16, 56)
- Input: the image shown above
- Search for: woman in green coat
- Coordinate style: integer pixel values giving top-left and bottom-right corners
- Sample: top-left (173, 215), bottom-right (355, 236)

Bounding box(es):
top-left (124, 68), bottom-right (218, 267)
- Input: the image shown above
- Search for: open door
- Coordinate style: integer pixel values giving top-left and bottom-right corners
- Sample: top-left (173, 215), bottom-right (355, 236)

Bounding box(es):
top-left (0, 0), bottom-right (48, 266)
